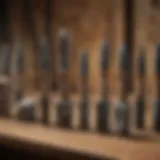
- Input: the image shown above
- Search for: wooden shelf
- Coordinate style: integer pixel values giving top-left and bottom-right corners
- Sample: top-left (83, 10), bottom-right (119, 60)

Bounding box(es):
top-left (0, 119), bottom-right (160, 160)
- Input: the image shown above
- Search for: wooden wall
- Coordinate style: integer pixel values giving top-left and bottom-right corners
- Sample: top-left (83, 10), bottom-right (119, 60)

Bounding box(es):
top-left (132, 0), bottom-right (160, 127)
top-left (7, 0), bottom-right (160, 98)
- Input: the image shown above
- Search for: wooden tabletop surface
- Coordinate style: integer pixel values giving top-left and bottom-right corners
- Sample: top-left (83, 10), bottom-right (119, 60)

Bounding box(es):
top-left (0, 118), bottom-right (160, 160)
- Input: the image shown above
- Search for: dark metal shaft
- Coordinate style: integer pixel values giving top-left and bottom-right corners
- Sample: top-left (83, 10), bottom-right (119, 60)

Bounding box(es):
top-left (57, 29), bottom-right (72, 128)
top-left (39, 0), bottom-right (53, 125)
top-left (136, 53), bottom-right (145, 129)
top-left (115, 46), bottom-right (130, 136)
top-left (17, 0), bottom-right (36, 122)
top-left (154, 45), bottom-right (160, 132)
top-left (79, 52), bottom-right (89, 130)
top-left (97, 40), bottom-right (110, 133)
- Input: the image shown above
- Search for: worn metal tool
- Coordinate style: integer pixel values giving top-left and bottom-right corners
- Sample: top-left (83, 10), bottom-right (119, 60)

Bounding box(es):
top-left (79, 51), bottom-right (89, 130)
top-left (57, 29), bottom-right (72, 128)
top-left (115, 45), bottom-right (130, 136)
top-left (97, 40), bottom-right (110, 133)
top-left (136, 52), bottom-right (145, 129)
top-left (154, 45), bottom-right (160, 132)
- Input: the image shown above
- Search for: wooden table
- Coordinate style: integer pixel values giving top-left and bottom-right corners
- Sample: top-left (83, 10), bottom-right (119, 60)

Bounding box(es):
top-left (0, 118), bottom-right (160, 160)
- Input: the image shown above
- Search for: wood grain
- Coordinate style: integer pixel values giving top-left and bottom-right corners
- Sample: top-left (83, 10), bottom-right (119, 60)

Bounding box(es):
top-left (0, 118), bottom-right (160, 160)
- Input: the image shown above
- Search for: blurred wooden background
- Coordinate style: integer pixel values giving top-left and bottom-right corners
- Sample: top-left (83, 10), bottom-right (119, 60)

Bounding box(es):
top-left (1, 0), bottom-right (160, 98)
top-left (0, 1), bottom-right (160, 159)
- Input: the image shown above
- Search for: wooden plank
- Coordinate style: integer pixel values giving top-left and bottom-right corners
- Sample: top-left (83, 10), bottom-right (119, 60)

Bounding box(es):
top-left (0, 118), bottom-right (160, 160)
